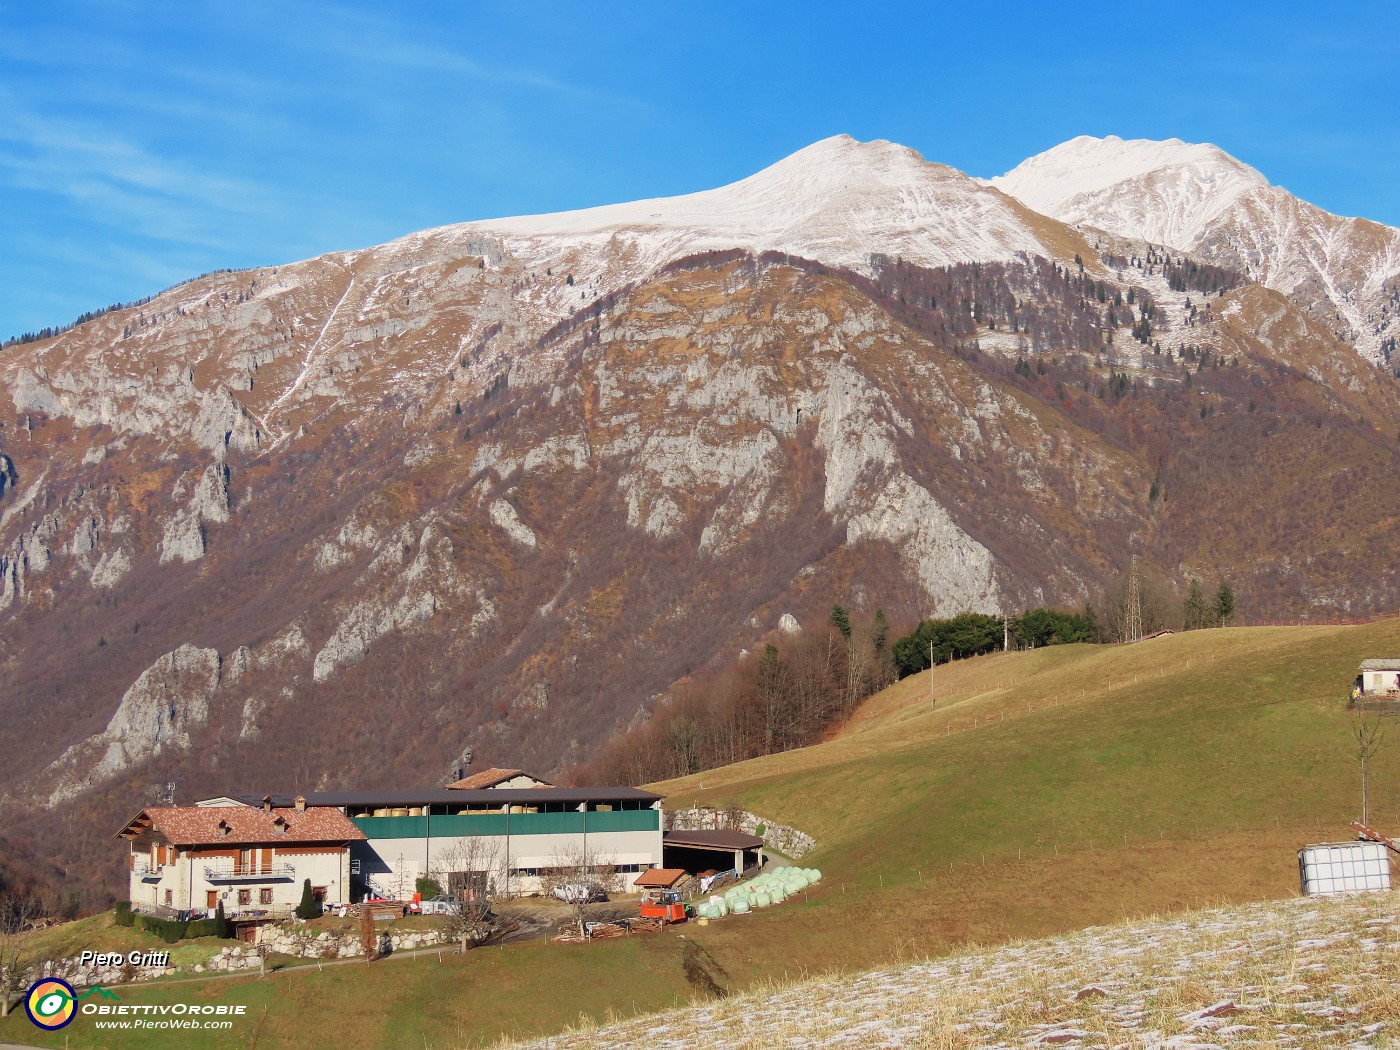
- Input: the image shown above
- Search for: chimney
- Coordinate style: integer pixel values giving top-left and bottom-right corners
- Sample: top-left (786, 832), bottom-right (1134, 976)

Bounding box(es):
top-left (294, 794), bottom-right (307, 813)
top-left (261, 795), bottom-right (273, 813)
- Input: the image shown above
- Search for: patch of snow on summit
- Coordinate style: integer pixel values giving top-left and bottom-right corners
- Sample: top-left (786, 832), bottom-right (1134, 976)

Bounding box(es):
top-left (466, 135), bottom-right (1049, 275)
top-left (989, 135), bottom-right (1267, 248)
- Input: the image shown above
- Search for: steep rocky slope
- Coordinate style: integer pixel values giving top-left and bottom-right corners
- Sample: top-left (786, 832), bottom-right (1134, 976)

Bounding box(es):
top-left (2, 135), bottom-right (1399, 899)
top-left (991, 135), bottom-right (1400, 368)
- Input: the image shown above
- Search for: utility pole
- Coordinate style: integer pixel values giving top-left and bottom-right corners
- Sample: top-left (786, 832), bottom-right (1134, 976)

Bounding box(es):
top-left (928, 639), bottom-right (935, 708)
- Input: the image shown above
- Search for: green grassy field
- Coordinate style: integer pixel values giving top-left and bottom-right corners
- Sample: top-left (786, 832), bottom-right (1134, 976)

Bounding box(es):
top-left (4, 621), bottom-right (1396, 1049)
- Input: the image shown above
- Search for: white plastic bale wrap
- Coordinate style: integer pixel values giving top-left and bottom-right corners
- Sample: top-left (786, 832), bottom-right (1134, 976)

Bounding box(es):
top-left (1298, 842), bottom-right (1392, 896)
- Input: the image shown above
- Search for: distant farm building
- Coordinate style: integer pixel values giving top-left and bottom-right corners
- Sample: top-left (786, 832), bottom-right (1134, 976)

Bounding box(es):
top-left (444, 767), bottom-right (553, 790)
top-left (1351, 660), bottom-right (1400, 709)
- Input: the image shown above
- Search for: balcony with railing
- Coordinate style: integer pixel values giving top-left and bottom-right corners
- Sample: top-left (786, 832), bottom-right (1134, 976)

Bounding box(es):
top-left (225, 902), bottom-right (299, 922)
top-left (203, 863), bottom-right (297, 882)
top-left (133, 900), bottom-right (300, 922)
top-left (132, 861), bottom-right (165, 881)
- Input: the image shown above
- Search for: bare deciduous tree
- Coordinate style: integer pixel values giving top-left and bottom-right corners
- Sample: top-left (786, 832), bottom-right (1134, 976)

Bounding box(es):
top-left (0, 892), bottom-right (47, 1018)
top-left (537, 842), bottom-right (618, 938)
top-left (1351, 713), bottom-right (1388, 826)
top-left (431, 838), bottom-right (509, 952)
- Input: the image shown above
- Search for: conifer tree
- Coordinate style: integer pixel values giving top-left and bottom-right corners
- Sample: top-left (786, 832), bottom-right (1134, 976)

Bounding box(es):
top-left (295, 878), bottom-right (318, 920)
top-left (1213, 582), bottom-right (1235, 626)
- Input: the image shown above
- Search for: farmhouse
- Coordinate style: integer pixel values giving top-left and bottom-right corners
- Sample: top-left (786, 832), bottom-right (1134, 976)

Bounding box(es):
top-left (196, 779), bottom-right (665, 900)
top-left (116, 798), bottom-right (364, 931)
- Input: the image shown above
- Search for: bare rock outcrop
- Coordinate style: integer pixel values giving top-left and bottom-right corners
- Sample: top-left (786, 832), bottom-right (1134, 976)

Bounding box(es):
top-left (45, 644), bottom-right (223, 803)
top-left (0, 453), bottom-right (16, 501)
top-left (488, 498), bottom-right (537, 548)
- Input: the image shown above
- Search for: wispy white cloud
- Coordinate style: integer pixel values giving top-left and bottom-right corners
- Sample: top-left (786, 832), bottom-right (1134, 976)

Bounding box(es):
top-left (0, 91), bottom-right (288, 249)
top-left (309, 5), bottom-right (645, 110)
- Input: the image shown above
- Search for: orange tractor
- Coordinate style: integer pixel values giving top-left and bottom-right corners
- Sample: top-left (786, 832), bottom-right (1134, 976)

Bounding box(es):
top-left (639, 890), bottom-right (688, 924)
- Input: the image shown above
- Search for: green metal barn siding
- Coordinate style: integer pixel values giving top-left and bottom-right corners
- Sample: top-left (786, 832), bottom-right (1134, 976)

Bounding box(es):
top-left (351, 809), bottom-right (659, 840)
top-left (585, 809), bottom-right (660, 833)
top-left (352, 815), bottom-right (426, 839)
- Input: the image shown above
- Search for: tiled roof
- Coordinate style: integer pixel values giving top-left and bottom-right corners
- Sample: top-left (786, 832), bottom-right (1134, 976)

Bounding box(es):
top-left (1359, 659), bottom-right (1400, 671)
top-left (446, 767), bottom-right (552, 790)
top-left (117, 806), bottom-right (366, 846)
top-left (633, 867), bottom-right (688, 888)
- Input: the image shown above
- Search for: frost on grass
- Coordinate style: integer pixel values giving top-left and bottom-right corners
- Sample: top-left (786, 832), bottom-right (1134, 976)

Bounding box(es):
top-left (498, 893), bottom-right (1399, 1049)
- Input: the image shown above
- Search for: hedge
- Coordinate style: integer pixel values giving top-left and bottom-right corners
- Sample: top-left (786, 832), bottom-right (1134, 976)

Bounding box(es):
top-left (137, 915), bottom-right (188, 943)
top-left (113, 901), bottom-right (135, 927)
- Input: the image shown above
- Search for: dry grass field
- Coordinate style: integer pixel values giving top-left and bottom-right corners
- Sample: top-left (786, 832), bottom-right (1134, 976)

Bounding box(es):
top-left (501, 892), bottom-right (1400, 1049)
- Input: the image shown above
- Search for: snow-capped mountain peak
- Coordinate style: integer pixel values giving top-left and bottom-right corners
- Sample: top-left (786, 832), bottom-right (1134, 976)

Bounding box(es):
top-left (991, 135), bottom-right (1265, 214)
top-left (467, 134), bottom-right (1052, 276)
top-left (991, 134), bottom-right (1400, 366)
top-left (989, 135), bottom-right (1268, 248)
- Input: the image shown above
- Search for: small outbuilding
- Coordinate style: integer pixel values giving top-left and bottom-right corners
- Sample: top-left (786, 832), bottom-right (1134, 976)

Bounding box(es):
top-left (632, 867), bottom-right (689, 891)
top-left (663, 829), bottom-right (765, 876)
top-left (1351, 660), bottom-right (1400, 708)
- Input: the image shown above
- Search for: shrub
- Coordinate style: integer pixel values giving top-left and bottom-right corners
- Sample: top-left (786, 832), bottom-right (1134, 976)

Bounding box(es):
top-left (416, 876), bottom-right (442, 899)
top-left (114, 900), bottom-right (135, 927)
top-left (184, 918), bottom-right (221, 939)
top-left (137, 915), bottom-right (188, 943)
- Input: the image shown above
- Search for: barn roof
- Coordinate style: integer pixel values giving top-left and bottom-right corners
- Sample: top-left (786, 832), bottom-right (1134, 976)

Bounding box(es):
top-left (663, 829), bottom-right (765, 851)
top-left (225, 787), bottom-right (662, 808)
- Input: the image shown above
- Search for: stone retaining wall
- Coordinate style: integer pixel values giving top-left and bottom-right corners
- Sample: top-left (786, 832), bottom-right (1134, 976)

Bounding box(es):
top-left (667, 806), bottom-right (815, 859)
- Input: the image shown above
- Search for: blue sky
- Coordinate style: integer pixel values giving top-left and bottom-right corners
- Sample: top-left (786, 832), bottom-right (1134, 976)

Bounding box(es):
top-left (3, 1), bottom-right (1398, 338)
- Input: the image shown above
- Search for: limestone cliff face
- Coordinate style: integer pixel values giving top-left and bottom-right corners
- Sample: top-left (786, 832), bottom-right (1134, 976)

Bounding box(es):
top-left (45, 644), bottom-right (222, 804)
top-left (1, 138), bottom-right (1399, 900)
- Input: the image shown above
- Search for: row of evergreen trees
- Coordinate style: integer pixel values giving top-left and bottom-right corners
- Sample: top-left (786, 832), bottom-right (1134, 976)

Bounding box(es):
top-left (890, 607), bottom-right (1097, 678)
top-left (889, 580), bottom-right (1236, 680)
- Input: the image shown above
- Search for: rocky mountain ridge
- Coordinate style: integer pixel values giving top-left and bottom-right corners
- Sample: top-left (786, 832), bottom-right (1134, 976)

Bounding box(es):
top-left (2, 133), bottom-right (1398, 899)
top-left (991, 135), bottom-right (1400, 367)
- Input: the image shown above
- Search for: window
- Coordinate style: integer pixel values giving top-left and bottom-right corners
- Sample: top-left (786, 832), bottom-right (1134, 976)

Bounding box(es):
top-left (238, 889), bottom-right (251, 906)
top-left (163, 889), bottom-right (172, 906)
top-left (259, 888), bottom-right (273, 905)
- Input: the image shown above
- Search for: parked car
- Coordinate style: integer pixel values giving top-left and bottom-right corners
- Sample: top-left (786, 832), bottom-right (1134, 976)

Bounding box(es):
top-left (552, 883), bottom-right (607, 904)
top-left (418, 897), bottom-right (460, 915)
